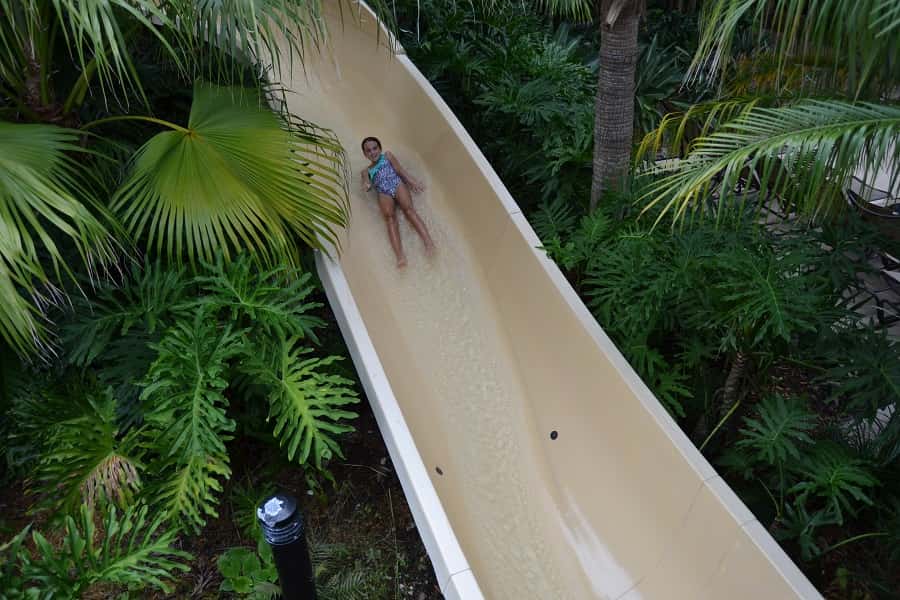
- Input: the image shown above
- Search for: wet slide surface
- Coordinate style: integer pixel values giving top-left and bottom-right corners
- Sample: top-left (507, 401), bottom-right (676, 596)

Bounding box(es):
top-left (274, 3), bottom-right (822, 599)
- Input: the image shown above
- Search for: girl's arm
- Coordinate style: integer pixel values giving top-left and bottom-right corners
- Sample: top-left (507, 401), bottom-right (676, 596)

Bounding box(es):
top-left (385, 151), bottom-right (424, 193)
top-left (360, 168), bottom-right (371, 192)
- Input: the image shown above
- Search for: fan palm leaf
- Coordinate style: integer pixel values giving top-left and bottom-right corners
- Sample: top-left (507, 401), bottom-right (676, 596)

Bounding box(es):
top-left (639, 100), bottom-right (900, 225)
top-left (110, 83), bottom-right (349, 266)
top-left (0, 122), bottom-right (118, 356)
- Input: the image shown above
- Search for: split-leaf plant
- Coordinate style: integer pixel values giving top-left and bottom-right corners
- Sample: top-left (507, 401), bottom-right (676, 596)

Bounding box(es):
top-left (1, 255), bottom-right (359, 596)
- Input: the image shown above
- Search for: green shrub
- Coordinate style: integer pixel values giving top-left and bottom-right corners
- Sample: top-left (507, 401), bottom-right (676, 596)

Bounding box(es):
top-left (218, 544), bottom-right (279, 599)
top-left (5, 255), bottom-right (359, 535)
top-left (0, 504), bottom-right (189, 598)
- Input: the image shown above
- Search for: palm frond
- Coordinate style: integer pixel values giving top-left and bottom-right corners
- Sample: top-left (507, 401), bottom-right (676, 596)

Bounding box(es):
top-left (636, 96), bottom-right (765, 161)
top-left (639, 100), bottom-right (900, 225)
top-left (688, 0), bottom-right (899, 96)
top-left (49, 0), bottom-right (178, 103)
top-left (169, 0), bottom-right (329, 86)
top-left (0, 0), bottom-right (32, 100)
top-left (634, 36), bottom-right (684, 137)
top-left (244, 337), bottom-right (358, 471)
top-left (0, 122), bottom-right (118, 357)
top-left (141, 312), bottom-right (243, 531)
top-left (111, 83), bottom-right (349, 265)
top-left (532, 0), bottom-right (593, 21)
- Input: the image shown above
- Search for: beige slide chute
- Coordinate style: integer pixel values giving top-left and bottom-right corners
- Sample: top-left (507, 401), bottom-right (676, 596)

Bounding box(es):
top-left (277, 3), bottom-right (824, 598)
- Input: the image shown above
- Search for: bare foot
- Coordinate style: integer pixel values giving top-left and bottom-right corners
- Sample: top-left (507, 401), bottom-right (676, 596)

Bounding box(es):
top-left (396, 256), bottom-right (408, 269)
top-left (424, 242), bottom-right (436, 257)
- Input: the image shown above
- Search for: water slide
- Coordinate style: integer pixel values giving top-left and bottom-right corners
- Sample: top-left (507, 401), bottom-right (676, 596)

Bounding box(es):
top-left (275, 3), bottom-right (824, 598)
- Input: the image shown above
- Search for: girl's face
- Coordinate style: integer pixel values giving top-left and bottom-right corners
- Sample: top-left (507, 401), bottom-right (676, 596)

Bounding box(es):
top-left (363, 140), bottom-right (381, 162)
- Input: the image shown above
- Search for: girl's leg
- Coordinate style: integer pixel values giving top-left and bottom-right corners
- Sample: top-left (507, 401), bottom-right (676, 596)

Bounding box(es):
top-left (378, 194), bottom-right (406, 267)
top-left (395, 183), bottom-right (435, 253)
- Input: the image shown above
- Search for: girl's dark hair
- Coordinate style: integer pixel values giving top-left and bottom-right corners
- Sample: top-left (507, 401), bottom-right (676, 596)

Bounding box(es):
top-left (361, 136), bottom-right (381, 151)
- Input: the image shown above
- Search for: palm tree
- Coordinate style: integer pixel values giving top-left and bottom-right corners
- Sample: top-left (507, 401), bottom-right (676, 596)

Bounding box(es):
top-left (638, 0), bottom-right (900, 223)
top-left (0, 0), bottom-right (360, 357)
top-left (592, 0), bottom-right (642, 208)
top-left (483, 0), bottom-right (642, 210)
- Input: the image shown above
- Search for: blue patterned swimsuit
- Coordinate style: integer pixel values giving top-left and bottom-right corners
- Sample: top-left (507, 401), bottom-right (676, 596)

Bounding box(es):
top-left (368, 154), bottom-right (403, 198)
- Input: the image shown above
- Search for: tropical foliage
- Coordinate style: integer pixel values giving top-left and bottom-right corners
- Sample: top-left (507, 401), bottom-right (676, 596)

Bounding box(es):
top-left (0, 0), bottom-right (353, 358)
top-left (638, 0), bottom-right (900, 224)
top-left (0, 256), bottom-right (360, 596)
top-left (397, 0), bottom-right (900, 593)
top-left (0, 504), bottom-right (190, 597)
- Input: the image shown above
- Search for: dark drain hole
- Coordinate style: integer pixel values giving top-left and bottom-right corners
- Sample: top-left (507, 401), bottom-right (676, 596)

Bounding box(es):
top-left (550, 430), bottom-right (558, 440)
top-left (435, 466), bottom-right (443, 475)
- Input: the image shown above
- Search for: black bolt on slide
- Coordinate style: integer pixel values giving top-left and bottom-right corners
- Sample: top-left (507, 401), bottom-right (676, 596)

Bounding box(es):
top-left (257, 494), bottom-right (317, 600)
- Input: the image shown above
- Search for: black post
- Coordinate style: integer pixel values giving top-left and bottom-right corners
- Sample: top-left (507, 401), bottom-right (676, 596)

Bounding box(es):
top-left (257, 493), bottom-right (317, 600)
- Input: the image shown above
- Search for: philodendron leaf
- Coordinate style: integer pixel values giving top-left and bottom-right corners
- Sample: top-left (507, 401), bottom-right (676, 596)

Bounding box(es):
top-left (244, 337), bottom-right (359, 471)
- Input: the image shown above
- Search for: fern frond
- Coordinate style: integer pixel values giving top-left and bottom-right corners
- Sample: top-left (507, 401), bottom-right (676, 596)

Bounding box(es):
top-left (244, 337), bottom-right (358, 470)
top-left (736, 395), bottom-right (816, 466)
top-left (311, 541), bottom-right (372, 600)
top-left (229, 478), bottom-right (276, 542)
top-left (640, 101), bottom-right (900, 225)
top-left (141, 312), bottom-right (242, 531)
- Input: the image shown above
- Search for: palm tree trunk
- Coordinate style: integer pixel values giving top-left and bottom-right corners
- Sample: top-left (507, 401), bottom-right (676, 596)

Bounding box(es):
top-left (720, 350), bottom-right (748, 418)
top-left (590, 1), bottom-right (640, 210)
